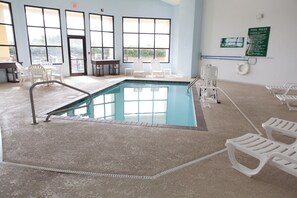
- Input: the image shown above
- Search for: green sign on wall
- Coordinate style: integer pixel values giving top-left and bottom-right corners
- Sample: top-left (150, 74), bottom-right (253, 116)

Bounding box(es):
top-left (245, 26), bottom-right (271, 57)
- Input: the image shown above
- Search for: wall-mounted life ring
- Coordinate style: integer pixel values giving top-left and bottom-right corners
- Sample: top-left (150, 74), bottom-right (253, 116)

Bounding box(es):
top-left (236, 63), bottom-right (250, 75)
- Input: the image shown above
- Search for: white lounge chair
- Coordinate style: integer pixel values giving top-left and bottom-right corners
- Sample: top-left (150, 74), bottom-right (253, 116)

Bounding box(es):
top-left (133, 59), bottom-right (145, 77)
top-left (275, 85), bottom-right (297, 111)
top-left (51, 64), bottom-right (64, 83)
top-left (266, 83), bottom-right (297, 95)
top-left (151, 59), bottom-right (164, 77)
top-left (225, 133), bottom-right (297, 177)
top-left (262, 117), bottom-right (297, 145)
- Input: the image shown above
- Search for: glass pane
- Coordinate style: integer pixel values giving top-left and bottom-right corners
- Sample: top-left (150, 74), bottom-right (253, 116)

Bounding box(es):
top-left (70, 39), bottom-right (83, 59)
top-left (155, 35), bottom-right (169, 48)
top-left (154, 88), bottom-right (168, 100)
top-left (123, 18), bottom-right (138, 32)
top-left (91, 48), bottom-right (103, 60)
top-left (124, 88), bottom-right (138, 100)
top-left (124, 49), bottom-right (138, 62)
top-left (102, 16), bottom-right (113, 31)
top-left (139, 101), bottom-right (152, 113)
top-left (90, 14), bottom-right (101, 31)
top-left (105, 94), bottom-right (115, 103)
top-left (105, 103), bottom-right (115, 116)
top-left (0, 46), bottom-right (16, 61)
top-left (48, 47), bottom-right (63, 63)
top-left (154, 101), bottom-right (167, 113)
top-left (0, 25), bottom-right (14, 45)
top-left (140, 34), bottom-right (154, 48)
top-left (0, 2), bottom-right (12, 24)
top-left (103, 48), bottom-right (114, 60)
top-left (28, 27), bottom-right (45, 45)
top-left (139, 114), bottom-right (152, 123)
top-left (155, 19), bottom-right (170, 34)
top-left (44, 9), bottom-right (60, 28)
top-left (94, 105), bottom-right (104, 118)
top-left (26, 7), bottom-right (44, 26)
top-left (93, 95), bottom-right (104, 104)
top-left (156, 49), bottom-right (169, 62)
top-left (140, 19), bottom-right (154, 33)
top-left (90, 31), bottom-right (102, 47)
top-left (30, 47), bottom-right (46, 64)
top-left (140, 49), bottom-right (154, 62)
top-left (71, 59), bottom-right (85, 73)
top-left (67, 29), bottom-right (84, 36)
top-left (46, 28), bottom-right (61, 46)
top-left (102, 32), bottom-right (113, 47)
top-left (153, 113), bottom-right (166, 124)
top-left (124, 101), bottom-right (138, 114)
top-left (123, 34), bottom-right (138, 47)
top-left (124, 114), bottom-right (138, 122)
top-left (139, 88), bottom-right (153, 100)
top-left (66, 11), bottom-right (84, 29)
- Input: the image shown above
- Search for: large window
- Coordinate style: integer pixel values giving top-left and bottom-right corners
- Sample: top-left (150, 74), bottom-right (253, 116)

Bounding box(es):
top-left (123, 17), bottom-right (171, 63)
top-left (25, 6), bottom-right (63, 64)
top-left (0, 1), bottom-right (17, 61)
top-left (89, 13), bottom-right (114, 60)
top-left (66, 10), bottom-right (85, 36)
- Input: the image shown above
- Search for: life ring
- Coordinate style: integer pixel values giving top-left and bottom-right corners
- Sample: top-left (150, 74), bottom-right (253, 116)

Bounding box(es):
top-left (237, 63), bottom-right (249, 75)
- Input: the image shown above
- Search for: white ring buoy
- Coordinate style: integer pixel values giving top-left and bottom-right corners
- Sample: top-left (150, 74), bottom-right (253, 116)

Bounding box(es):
top-left (237, 63), bottom-right (249, 75)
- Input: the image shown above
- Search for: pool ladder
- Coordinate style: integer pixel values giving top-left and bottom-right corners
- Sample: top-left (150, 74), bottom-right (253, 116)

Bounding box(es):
top-left (29, 80), bottom-right (93, 125)
top-left (187, 76), bottom-right (200, 92)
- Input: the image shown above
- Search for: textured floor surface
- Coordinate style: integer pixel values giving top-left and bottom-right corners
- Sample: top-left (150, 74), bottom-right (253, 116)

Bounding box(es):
top-left (0, 75), bottom-right (297, 197)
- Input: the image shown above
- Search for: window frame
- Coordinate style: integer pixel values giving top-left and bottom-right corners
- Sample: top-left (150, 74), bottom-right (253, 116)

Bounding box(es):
top-left (0, 1), bottom-right (18, 61)
top-left (89, 13), bottom-right (115, 60)
top-left (24, 5), bottom-right (64, 64)
top-left (122, 16), bottom-right (171, 63)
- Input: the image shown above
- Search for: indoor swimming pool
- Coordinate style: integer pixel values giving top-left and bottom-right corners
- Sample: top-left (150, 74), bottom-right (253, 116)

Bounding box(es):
top-left (53, 80), bottom-right (203, 128)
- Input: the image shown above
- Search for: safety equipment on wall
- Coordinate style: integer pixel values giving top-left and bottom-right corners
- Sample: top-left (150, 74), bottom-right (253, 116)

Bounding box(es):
top-left (236, 63), bottom-right (250, 75)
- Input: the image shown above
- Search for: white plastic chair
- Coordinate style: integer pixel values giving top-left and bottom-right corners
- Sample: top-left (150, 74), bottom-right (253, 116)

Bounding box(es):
top-left (28, 64), bottom-right (48, 85)
top-left (50, 64), bottom-right (64, 83)
top-left (151, 59), bottom-right (164, 77)
top-left (15, 62), bottom-right (29, 86)
top-left (133, 59), bottom-right (145, 77)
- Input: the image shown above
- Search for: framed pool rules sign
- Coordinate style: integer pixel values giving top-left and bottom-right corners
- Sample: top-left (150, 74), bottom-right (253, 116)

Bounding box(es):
top-left (245, 26), bottom-right (271, 57)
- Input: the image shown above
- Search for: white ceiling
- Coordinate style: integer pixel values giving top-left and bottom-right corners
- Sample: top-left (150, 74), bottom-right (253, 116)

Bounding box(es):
top-left (161, 0), bottom-right (180, 6)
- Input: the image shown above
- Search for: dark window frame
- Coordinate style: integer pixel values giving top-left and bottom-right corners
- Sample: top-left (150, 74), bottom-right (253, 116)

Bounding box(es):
top-left (122, 16), bottom-right (171, 63)
top-left (0, 1), bottom-right (18, 61)
top-left (89, 13), bottom-right (115, 60)
top-left (24, 5), bottom-right (64, 64)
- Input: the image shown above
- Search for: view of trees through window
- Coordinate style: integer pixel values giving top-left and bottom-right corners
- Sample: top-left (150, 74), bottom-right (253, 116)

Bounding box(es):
top-left (0, 2), bottom-right (17, 62)
top-left (123, 17), bottom-right (171, 63)
top-left (25, 6), bottom-right (63, 64)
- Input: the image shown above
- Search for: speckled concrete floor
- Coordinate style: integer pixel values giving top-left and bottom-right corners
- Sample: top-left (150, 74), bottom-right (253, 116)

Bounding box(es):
top-left (0, 76), bottom-right (296, 197)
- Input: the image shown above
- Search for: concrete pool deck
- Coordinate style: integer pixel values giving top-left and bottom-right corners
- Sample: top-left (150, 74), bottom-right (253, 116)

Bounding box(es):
top-left (0, 75), bottom-right (296, 197)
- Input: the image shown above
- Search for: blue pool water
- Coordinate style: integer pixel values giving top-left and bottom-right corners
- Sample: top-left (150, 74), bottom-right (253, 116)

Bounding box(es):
top-left (56, 80), bottom-right (196, 127)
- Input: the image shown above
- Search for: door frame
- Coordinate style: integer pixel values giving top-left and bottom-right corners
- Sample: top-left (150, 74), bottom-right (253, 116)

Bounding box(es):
top-left (67, 35), bottom-right (87, 76)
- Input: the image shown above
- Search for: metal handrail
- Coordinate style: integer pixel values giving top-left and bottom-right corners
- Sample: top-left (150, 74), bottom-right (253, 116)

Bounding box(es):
top-left (29, 80), bottom-right (93, 125)
top-left (187, 76), bottom-right (199, 92)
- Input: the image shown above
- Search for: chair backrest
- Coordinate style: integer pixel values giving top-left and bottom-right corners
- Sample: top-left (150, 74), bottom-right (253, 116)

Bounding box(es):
top-left (52, 64), bottom-right (63, 75)
top-left (133, 59), bottom-right (143, 71)
top-left (151, 59), bottom-right (160, 70)
top-left (29, 64), bottom-right (46, 76)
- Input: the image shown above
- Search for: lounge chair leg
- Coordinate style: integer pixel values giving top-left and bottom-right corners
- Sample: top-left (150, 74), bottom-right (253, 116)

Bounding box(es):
top-left (226, 143), bottom-right (269, 177)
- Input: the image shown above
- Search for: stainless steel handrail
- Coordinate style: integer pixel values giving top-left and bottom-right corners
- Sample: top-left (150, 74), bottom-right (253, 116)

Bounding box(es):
top-left (29, 80), bottom-right (93, 125)
top-left (187, 76), bottom-right (199, 92)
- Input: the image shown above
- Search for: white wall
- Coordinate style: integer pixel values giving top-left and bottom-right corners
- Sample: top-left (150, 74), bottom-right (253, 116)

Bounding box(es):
top-left (200, 0), bottom-right (297, 85)
top-left (172, 0), bottom-right (203, 77)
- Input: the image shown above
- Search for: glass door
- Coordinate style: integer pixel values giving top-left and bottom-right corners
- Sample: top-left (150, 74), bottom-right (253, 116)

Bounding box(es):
top-left (68, 36), bottom-right (87, 75)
